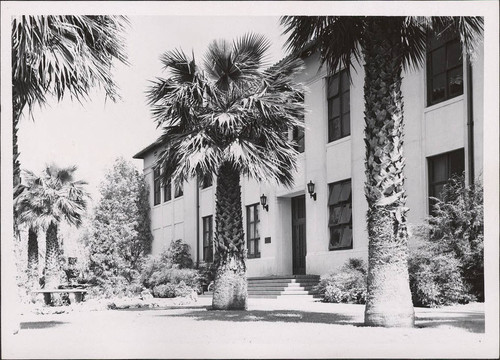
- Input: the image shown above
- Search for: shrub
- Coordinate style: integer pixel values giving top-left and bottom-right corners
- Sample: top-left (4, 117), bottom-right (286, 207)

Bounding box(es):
top-left (409, 175), bottom-right (484, 305)
top-left (140, 241), bottom-right (201, 297)
top-left (316, 258), bottom-right (367, 304)
top-left (409, 239), bottom-right (474, 307)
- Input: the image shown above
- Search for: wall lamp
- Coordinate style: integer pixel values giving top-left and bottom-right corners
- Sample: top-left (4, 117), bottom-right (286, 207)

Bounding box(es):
top-left (307, 181), bottom-right (317, 201)
top-left (260, 194), bottom-right (269, 212)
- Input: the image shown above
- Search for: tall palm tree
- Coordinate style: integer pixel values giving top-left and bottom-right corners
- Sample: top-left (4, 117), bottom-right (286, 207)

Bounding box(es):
top-left (14, 164), bottom-right (89, 289)
top-left (11, 15), bottom-right (129, 187)
top-left (147, 34), bottom-right (305, 310)
top-left (281, 16), bottom-right (483, 327)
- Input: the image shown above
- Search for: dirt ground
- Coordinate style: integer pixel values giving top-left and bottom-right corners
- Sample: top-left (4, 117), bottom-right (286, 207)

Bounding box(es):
top-left (2, 298), bottom-right (497, 359)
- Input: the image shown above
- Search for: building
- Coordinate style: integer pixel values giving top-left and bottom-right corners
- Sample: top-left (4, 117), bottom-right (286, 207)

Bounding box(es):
top-left (134, 31), bottom-right (483, 277)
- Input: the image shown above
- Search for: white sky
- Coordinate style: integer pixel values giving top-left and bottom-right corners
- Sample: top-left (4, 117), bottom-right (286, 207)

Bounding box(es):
top-left (17, 16), bottom-right (288, 202)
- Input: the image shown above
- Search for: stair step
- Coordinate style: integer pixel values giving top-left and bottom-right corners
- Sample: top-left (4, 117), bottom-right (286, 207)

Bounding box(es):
top-left (248, 275), bottom-right (319, 280)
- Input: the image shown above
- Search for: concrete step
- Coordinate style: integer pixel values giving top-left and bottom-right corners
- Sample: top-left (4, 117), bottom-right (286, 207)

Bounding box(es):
top-left (248, 275), bottom-right (320, 280)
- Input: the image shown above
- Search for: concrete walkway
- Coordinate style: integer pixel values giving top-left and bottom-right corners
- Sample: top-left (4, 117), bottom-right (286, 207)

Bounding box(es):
top-left (3, 298), bottom-right (496, 359)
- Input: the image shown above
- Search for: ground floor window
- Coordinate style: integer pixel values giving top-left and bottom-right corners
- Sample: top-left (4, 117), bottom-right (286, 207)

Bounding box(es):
top-left (202, 215), bottom-right (213, 263)
top-left (246, 203), bottom-right (260, 258)
top-left (328, 179), bottom-right (352, 250)
top-left (427, 148), bottom-right (465, 214)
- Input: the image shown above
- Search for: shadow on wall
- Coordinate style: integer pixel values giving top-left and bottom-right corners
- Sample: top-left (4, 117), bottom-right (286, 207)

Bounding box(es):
top-left (159, 309), bottom-right (360, 326)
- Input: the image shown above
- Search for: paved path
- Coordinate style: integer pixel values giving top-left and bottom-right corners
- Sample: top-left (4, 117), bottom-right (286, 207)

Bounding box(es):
top-left (3, 299), bottom-right (496, 358)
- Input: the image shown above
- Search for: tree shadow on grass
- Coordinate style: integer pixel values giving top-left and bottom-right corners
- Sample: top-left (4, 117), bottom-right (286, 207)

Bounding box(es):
top-left (416, 311), bottom-right (485, 333)
top-left (158, 308), bottom-right (361, 326)
top-left (20, 321), bottom-right (68, 330)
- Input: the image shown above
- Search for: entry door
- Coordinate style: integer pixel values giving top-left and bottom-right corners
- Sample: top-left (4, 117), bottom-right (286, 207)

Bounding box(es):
top-left (291, 195), bottom-right (306, 275)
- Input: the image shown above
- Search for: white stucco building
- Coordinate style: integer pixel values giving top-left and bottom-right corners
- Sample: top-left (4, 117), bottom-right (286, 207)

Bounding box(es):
top-left (134, 32), bottom-right (483, 278)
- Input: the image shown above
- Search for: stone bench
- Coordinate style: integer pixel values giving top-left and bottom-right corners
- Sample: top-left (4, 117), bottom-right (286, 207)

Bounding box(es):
top-left (32, 289), bottom-right (88, 305)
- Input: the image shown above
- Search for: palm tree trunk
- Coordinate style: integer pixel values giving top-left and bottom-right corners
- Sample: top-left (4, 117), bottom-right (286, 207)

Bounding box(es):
top-left (27, 227), bottom-right (39, 286)
top-left (212, 162), bottom-right (247, 310)
top-left (13, 93), bottom-right (24, 188)
top-left (45, 222), bottom-right (62, 289)
top-left (362, 18), bottom-right (415, 327)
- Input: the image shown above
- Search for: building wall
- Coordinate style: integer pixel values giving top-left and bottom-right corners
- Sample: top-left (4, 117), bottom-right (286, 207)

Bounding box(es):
top-left (139, 44), bottom-right (483, 277)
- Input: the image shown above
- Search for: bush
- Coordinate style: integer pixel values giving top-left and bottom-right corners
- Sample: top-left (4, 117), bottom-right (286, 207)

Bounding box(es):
top-left (140, 241), bottom-right (201, 297)
top-left (316, 258), bottom-right (367, 304)
top-left (409, 175), bottom-right (484, 305)
top-left (409, 240), bottom-right (474, 307)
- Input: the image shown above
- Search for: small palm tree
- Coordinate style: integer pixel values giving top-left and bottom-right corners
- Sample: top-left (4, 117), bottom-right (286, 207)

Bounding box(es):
top-left (11, 15), bottom-right (129, 187)
top-left (147, 34), bottom-right (305, 309)
top-left (281, 16), bottom-right (483, 327)
top-left (14, 165), bottom-right (89, 289)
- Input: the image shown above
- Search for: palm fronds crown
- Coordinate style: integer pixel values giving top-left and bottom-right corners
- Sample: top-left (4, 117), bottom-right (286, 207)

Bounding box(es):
top-left (147, 33), bottom-right (305, 188)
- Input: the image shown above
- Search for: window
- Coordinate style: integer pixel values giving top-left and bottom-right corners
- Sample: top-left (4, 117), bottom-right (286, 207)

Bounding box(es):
top-left (200, 174), bottom-right (213, 189)
top-left (174, 183), bottom-right (183, 198)
top-left (153, 167), bottom-right (161, 206)
top-left (292, 93), bottom-right (305, 153)
top-left (328, 179), bottom-right (352, 250)
top-left (163, 179), bottom-right (172, 202)
top-left (428, 148), bottom-right (465, 213)
top-left (327, 70), bottom-right (350, 142)
top-left (246, 204), bottom-right (260, 258)
top-left (427, 29), bottom-right (463, 106)
top-left (202, 216), bottom-right (213, 263)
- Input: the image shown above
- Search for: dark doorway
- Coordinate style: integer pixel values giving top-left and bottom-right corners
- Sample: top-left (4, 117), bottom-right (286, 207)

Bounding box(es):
top-left (291, 195), bottom-right (306, 275)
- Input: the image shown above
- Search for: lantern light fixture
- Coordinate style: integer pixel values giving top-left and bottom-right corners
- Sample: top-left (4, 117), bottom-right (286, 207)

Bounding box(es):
top-left (260, 194), bottom-right (269, 211)
top-left (307, 181), bottom-right (317, 201)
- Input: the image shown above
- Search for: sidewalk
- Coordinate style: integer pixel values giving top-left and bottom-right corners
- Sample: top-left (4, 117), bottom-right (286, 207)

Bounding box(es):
top-left (3, 298), bottom-right (495, 359)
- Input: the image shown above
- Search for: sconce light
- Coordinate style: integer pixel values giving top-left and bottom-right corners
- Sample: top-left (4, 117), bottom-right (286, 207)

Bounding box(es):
top-left (260, 194), bottom-right (269, 212)
top-left (307, 180), bottom-right (317, 201)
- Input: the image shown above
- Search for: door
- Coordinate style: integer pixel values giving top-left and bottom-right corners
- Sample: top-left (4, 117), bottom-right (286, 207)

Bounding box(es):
top-left (291, 195), bottom-right (306, 275)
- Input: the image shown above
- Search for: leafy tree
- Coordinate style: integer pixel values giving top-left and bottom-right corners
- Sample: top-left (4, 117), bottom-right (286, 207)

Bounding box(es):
top-left (281, 16), bottom-right (483, 327)
top-left (14, 164), bottom-right (89, 289)
top-left (11, 15), bottom-right (129, 187)
top-left (87, 158), bottom-right (153, 294)
top-left (147, 34), bottom-right (305, 309)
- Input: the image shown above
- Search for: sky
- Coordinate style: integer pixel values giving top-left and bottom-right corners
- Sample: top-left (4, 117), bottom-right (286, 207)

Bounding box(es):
top-left (17, 16), bottom-right (289, 203)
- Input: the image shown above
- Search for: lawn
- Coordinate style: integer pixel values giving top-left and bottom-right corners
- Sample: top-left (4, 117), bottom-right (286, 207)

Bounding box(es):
top-left (3, 298), bottom-right (495, 359)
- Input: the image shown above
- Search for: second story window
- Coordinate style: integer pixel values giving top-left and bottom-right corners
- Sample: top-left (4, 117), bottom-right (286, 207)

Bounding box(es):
top-left (174, 183), bottom-right (183, 198)
top-left (163, 179), bottom-right (172, 202)
top-left (200, 174), bottom-right (213, 189)
top-left (202, 215), bottom-right (213, 263)
top-left (292, 93), bottom-right (305, 153)
top-left (246, 204), bottom-right (260, 259)
top-left (153, 167), bottom-right (161, 206)
top-left (427, 29), bottom-right (463, 106)
top-left (327, 70), bottom-right (350, 143)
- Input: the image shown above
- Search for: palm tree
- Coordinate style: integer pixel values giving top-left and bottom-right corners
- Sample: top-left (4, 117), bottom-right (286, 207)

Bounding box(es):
top-left (11, 15), bottom-right (129, 187)
top-left (147, 34), bottom-right (305, 310)
top-left (281, 16), bottom-right (483, 327)
top-left (14, 164), bottom-right (89, 289)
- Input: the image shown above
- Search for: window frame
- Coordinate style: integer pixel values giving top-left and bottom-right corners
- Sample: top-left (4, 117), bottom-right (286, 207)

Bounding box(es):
top-left (174, 183), bottom-right (184, 198)
top-left (427, 148), bottom-right (465, 214)
top-left (153, 167), bottom-right (161, 206)
top-left (426, 30), bottom-right (464, 106)
top-left (202, 215), bottom-right (214, 263)
top-left (327, 70), bottom-right (350, 143)
top-left (246, 203), bottom-right (261, 259)
top-left (328, 179), bottom-right (353, 251)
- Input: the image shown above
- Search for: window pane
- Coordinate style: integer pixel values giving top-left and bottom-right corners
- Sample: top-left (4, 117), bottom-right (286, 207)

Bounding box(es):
top-left (430, 73), bottom-right (446, 104)
top-left (330, 117), bottom-right (341, 141)
top-left (447, 40), bottom-right (462, 68)
top-left (248, 207), bottom-right (254, 222)
top-left (342, 91), bottom-right (350, 114)
top-left (255, 222), bottom-right (259, 239)
top-left (331, 97), bottom-right (340, 118)
top-left (447, 67), bottom-right (463, 97)
top-left (431, 155), bottom-right (448, 182)
top-left (330, 206), bottom-right (342, 225)
top-left (340, 227), bottom-right (353, 248)
top-left (330, 227), bottom-right (341, 248)
top-left (339, 181), bottom-right (351, 202)
top-left (449, 149), bottom-right (465, 176)
top-left (328, 75), bottom-right (339, 97)
top-left (328, 183), bottom-right (342, 205)
top-left (341, 71), bottom-right (349, 92)
top-left (432, 183), bottom-right (445, 201)
top-left (341, 112), bottom-right (351, 137)
top-left (340, 204), bottom-right (352, 224)
top-left (431, 47), bottom-right (446, 75)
